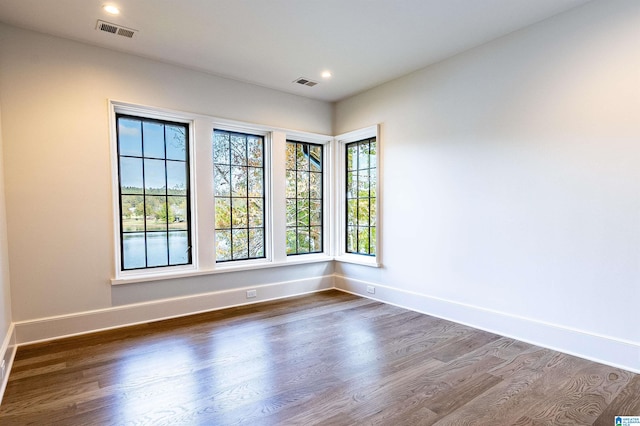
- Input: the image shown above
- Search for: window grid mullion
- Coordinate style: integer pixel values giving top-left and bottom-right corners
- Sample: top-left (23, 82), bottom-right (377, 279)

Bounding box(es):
top-left (245, 135), bottom-right (250, 257)
top-left (163, 126), bottom-right (169, 263)
top-left (295, 144), bottom-right (299, 253)
top-left (140, 120), bottom-right (149, 268)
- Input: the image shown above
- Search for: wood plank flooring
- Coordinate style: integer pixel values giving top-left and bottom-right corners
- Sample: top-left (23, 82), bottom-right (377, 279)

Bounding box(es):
top-left (1, 290), bottom-right (638, 425)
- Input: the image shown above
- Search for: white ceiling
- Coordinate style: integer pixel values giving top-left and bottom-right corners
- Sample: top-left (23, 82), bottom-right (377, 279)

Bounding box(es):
top-left (0, 0), bottom-right (590, 102)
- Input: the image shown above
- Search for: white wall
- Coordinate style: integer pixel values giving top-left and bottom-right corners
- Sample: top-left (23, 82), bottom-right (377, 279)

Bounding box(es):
top-left (335, 0), bottom-right (640, 368)
top-left (0, 101), bottom-right (17, 398)
top-left (0, 103), bottom-right (13, 340)
top-left (0, 103), bottom-right (11, 332)
top-left (0, 24), bottom-right (333, 326)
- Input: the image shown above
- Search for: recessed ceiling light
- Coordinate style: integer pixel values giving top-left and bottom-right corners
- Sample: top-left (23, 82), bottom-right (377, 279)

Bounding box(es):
top-left (103, 5), bottom-right (120, 15)
top-left (321, 71), bottom-right (332, 79)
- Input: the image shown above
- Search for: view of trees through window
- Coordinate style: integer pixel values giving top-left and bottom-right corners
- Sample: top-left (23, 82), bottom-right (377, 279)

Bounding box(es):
top-left (114, 106), bottom-right (379, 275)
top-left (213, 130), bottom-right (265, 262)
top-left (286, 141), bottom-right (323, 255)
top-left (116, 115), bottom-right (191, 270)
top-left (346, 137), bottom-right (377, 256)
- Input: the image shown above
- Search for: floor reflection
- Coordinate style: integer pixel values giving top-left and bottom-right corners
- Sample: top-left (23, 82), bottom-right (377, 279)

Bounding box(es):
top-left (112, 336), bottom-right (198, 424)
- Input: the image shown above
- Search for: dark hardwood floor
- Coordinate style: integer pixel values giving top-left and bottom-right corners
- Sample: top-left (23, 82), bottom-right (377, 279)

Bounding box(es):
top-left (0, 290), bottom-right (638, 425)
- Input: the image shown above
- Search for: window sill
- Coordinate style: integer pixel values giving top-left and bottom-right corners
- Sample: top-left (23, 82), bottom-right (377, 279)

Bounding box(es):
top-left (111, 254), bottom-right (334, 285)
top-left (334, 254), bottom-right (381, 268)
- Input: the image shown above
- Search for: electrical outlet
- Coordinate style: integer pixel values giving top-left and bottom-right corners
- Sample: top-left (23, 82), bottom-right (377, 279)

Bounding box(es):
top-left (366, 285), bottom-right (375, 294)
top-left (246, 289), bottom-right (257, 299)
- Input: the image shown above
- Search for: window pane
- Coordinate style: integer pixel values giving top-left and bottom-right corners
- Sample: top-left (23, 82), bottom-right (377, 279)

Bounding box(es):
top-left (168, 231), bottom-right (189, 265)
top-left (122, 233), bottom-right (146, 269)
top-left (310, 200), bottom-right (322, 226)
top-left (120, 157), bottom-right (143, 194)
top-left (286, 228), bottom-right (296, 254)
top-left (144, 159), bottom-right (166, 193)
top-left (247, 136), bottom-right (263, 167)
top-left (231, 166), bottom-right (248, 197)
top-left (249, 229), bottom-right (264, 258)
top-left (346, 171), bottom-right (357, 199)
top-left (310, 172), bottom-right (322, 199)
top-left (143, 121), bottom-right (165, 159)
top-left (370, 141), bottom-right (377, 162)
top-left (286, 199), bottom-right (296, 227)
top-left (297, 199), bottom-right (309, 226)
top-left (370, 227), bottom-right (377, 254)
top-left (346, 226), bottom-right (357, 253)
top-left (118, 118), bottom-right (142, 157)
top-left (310, 226), bottom-right (322, 253)
top-left (249, 199), bottom-right (263, 227)
top-left (358, 199), bottom-right (370, 226)
top-left (121, 195), bottom-right (145, 232)
top-left (347, 144), bottom-right (358, 171)
top-left (232, 229), bottom-right (249, 259)
top-left (166, 125), bottom-right (186, 161)
top-left (286, 143), bottom-right (296, 170)
top-left (285, 170), bottom-right (296, 198)
top-left (309, 145), bottom-right (322, 172)
top-left (145, 196), bottom-right (167, 231)
top-left (358, 169), bottom-right (370, 197)
top-left (116, 114), bottom-right (191, 271)
top-left (168, 196), bottom-right (188, 230)
top-left (248, 167), bottom-right (263, 197)
top-left (357, 227), bottom-right (370, 254)
top-left (347, 199), bottom-right (358, 225)
top-left (231, 134), bottom-right (247, 165)
top-left (214, 165), bottom-right (231, 196)
top-left (358, 144), bottom-right (370, 169)
top-left (167, 161), bottom-right (187, 195)
top-left (370, 198), bottom-right (377, 226)
top-left (213, 132), bottom-right (230, 164)
top-left (216, 230), bottom-right (232, 261)
top-left (146, 232), bottom-right (168, 267)
top-left (370, 168), bottom-right (377, 194)
top-left (297, 229), bottom-right (310, 253)
top-left (231, 197), bottom-right (248, 227)
top-left (215, 198), bottom-right (231, 229)
top-left (296, 143), bottom-right (309, 171)
top-left (297, 171), bottom-right (309, 198)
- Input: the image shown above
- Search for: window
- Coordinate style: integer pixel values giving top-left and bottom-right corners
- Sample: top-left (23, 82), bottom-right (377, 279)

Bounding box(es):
top-left (335, 125), bottom-right (380, 266)
top-left (116, 114), bottom-right (191, 270)
top-left (111, 101), bottom-right (376, 284)
top-left (213, 130), bottom-right (265, 262)
top-left (285, 141), bottom-right (323, 255)
top-left (346, 137), bottom-right (377, 256)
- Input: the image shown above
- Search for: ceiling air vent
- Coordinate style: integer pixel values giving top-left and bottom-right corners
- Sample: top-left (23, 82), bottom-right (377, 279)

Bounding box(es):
top-left (96, 20), bottom-right (138, 39)
top-left (293, 77), bottom-right (318, 87)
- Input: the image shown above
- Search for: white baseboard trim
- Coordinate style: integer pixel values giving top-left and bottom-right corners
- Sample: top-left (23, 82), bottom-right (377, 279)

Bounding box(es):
top-left (15, 275), bottom-right (334, 345)
top-left (0, 323), bottom-right (16, 405)
top-left (335, 275), bottom-right (640, 374)
top-left (10, 273), bottom-right (640, 378)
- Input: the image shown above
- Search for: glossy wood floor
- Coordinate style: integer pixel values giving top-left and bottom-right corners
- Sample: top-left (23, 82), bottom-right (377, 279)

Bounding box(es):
top-left (1, 290), bottom-right (638, 425)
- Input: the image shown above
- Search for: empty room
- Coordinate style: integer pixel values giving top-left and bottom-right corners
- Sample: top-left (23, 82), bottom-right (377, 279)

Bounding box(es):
top-left (0, 0), bottom-right (638, 424)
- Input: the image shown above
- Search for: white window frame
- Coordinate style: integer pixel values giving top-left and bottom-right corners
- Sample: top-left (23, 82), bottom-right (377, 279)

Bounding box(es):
top-left (211, 121), bottom-right (273, 269)
top-left (109, 101), bottom-right (198, 281)
top-left (334, 125), bottom-right (381, 267)
top-left (282, 130), bottom-right (333, 265)
top-left (109, 101), bottom-right (335, 285)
